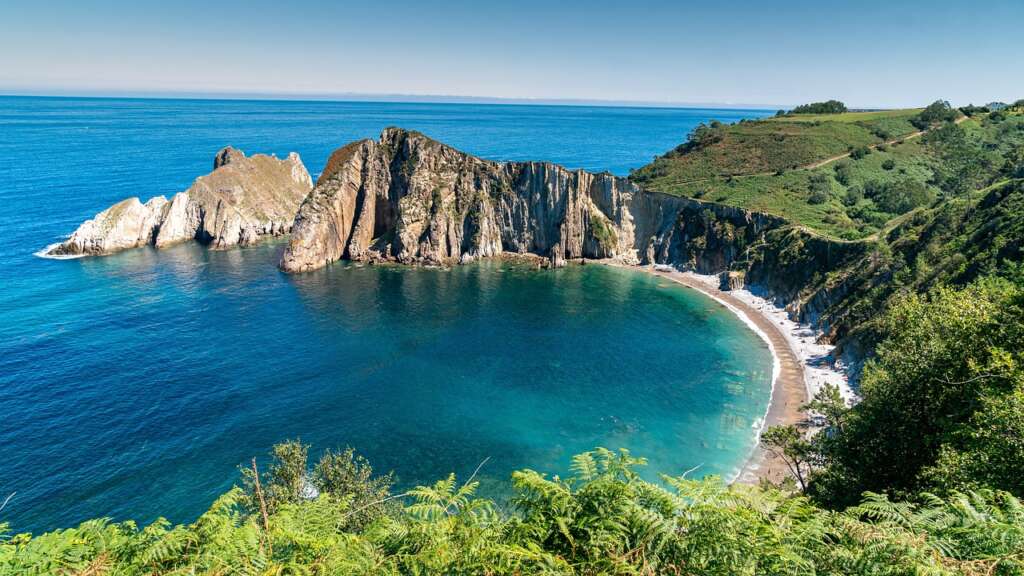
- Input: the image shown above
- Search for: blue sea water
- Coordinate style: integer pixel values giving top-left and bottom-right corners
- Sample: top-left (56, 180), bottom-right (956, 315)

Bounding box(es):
top-left (0, 96), bottom-right (774, 533)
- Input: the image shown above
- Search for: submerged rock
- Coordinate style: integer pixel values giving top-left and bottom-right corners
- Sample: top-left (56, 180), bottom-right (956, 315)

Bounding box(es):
top-left (280, 128), bottom-right (783, 273)
top-left (46, 147), bottom-right (312, 257)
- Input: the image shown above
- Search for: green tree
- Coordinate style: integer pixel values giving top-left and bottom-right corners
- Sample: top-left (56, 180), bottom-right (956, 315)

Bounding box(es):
top-left (923, 123), bottom-right (992, 195)
top-left (791, 100), bottom-right (848, 114)
top-left (913, 99), bottom-right (958, 129)
top-left (312, 447), bottom-right (394, 530)
top-left (762, 425), bottom-right (813, 490)
top-left (811, 278), bottom-right (1024, 506)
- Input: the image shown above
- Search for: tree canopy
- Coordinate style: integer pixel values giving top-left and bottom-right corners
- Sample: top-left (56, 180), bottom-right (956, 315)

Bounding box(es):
top-left (790, 100), bottom-right (848, 114)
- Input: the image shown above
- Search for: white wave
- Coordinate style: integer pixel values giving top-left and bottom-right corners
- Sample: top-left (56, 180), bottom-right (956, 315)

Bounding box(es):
top-left (34, 242), bottom-right (86, 260)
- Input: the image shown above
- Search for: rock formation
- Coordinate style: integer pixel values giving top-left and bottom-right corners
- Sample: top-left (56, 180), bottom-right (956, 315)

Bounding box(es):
top-left (280, 128), bottom-right (785, 273)
top-left (46, 147), bottom-right (312, 257)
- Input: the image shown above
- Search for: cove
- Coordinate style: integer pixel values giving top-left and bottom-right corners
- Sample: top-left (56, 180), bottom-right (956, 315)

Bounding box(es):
top-left (0, 96), bottom-right (774, 533)
top-left (2, 241), bottom-right (772, 532)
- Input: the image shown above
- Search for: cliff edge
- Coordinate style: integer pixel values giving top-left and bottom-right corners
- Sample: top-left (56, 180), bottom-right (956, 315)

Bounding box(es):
top-left (280, 128), bottom-right (783, 273)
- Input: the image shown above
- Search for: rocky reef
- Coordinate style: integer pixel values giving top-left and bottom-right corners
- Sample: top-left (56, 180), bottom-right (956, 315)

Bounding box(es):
top-left (46, 147), bottom-right (312, 257)
top-left (280, 128), bottom-right (784, 273)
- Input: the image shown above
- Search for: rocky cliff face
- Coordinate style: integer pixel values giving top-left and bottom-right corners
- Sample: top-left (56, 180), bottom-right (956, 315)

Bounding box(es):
top-left (280, 128), bottom-right (784, 273)
top-left (47, 147), bottom-right (312, 257)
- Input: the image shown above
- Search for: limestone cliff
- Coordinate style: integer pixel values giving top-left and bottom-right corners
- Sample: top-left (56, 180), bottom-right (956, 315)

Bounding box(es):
top-left (280, 128), bottom-right (783, 273)
top-left (46, 147), bottom-right (312, 257)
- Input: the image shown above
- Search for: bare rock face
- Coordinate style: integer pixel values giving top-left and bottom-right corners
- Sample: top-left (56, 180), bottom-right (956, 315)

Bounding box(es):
top-left (46, 147), bottom-right (312, 257)
top-left (51, 196), bottom-right (170, 255)
top-left (280, 128), bottom-right (782, 273)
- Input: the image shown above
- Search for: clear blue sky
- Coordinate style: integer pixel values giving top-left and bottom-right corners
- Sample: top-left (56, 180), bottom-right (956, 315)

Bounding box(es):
top-left (2, 0), bottom-right (1021, 108)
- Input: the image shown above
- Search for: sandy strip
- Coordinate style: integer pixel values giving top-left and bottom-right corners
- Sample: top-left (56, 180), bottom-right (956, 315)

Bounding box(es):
top-left (600, 261), bottom-right (854, 484)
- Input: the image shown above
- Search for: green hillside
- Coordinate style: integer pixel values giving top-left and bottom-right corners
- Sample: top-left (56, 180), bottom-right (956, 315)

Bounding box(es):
top-left (631, 103), bottom-right (1024, 240)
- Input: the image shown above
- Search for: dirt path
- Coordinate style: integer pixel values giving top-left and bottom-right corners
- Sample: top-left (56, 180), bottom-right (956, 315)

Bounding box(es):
top-left (662, 115), bottom-right (968, 188)
top-left (802, 114), bottom-right (966, 170)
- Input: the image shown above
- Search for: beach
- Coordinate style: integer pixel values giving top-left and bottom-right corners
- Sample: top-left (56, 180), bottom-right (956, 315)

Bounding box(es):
top-left (603, 261), bottom-right (855, 484)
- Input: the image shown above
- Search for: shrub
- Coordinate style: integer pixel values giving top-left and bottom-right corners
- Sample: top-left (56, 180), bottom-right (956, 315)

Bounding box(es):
top-left (959, 104), bottom-right (989, 117)
top-left (882, 159), bottom-right (896, 171)
top-left (809, 190), bottom-right (830, 204)
top-left (862, 178), bottom-right (934, 214)
top-left (843, 186), bottom-right (864, 206)
top-left (834, 161), bottom-right (853, 185)
top-left (850, 146), bottom-right (871, 160)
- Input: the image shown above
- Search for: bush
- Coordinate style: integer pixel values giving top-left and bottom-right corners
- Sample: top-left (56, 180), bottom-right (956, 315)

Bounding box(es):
top-left (809, 190), bottom-right (830, 204)
top-left (681, 122), bottom-right (724, 151)
top-left (958, 104), bottom-right (989, 117)
top-left (808, 172), bottom-right (833, 204)
top-left (882, 159), bottom-right (896, 171)
top-left (834, 161), bottom-right (853, 185)
top-left (850, 146), bottom-right (871, 160)
top-left (843, 186), bottom-right (864, 206)
top-left (862, 178), bottom-right (934, 213)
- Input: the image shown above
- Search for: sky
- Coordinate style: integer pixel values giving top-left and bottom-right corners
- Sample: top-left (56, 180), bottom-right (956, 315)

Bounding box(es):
top-left (1, 0), bottom-right (1022, 108)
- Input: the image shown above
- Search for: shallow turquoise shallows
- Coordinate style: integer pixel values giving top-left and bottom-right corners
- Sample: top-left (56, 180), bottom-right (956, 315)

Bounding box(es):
top-left (0, 96), bottom-right (774, 533)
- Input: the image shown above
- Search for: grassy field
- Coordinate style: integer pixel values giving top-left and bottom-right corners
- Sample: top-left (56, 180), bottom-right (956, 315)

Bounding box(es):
top-left (631, 108), bottom-right (1024, 239)
top-left (768, 109), bottom-right (923, 123)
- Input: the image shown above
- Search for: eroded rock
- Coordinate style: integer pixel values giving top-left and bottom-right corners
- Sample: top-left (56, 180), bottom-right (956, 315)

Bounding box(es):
top-left (46, 147), bottom-right (312, 257)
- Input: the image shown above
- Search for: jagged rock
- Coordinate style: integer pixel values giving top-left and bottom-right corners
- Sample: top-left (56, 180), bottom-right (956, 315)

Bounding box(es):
top-left (280, 128), bottom-right (784, 273)
top-left (720, 271), bottom-right (746, 291)
top-left (50, 196), bottom-right (170, 255)
top-left (46, 147), bottom-right (312, 257)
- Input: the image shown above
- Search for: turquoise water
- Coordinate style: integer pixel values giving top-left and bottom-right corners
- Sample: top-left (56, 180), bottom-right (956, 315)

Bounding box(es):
top-left (0, 96), bottom-right (773, 533)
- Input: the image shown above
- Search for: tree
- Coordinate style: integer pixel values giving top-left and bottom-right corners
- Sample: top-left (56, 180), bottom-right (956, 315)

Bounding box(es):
top-left (241, 439), bottom-right (310, 512)
top-left (923, 124), bottom-right (991, 196)
top-left (921, 391), bottom-right (1024, 495)
top-left (810, 278), bottom-right (1024, 506)
top-left (762, 425), bottom-right (813, 491)
top-left (312, 447), bottom-right (394, 530)
top-left (865, 178), bottom-right (934, 214)
top-left (912, 100), bottom-right (958, 129)
top-left (849, 146), bottom-right (871, 160)
top-left (791, 100), bottom-right (848, 114)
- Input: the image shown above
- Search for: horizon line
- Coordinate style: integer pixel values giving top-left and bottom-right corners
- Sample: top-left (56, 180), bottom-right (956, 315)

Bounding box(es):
top-left (0, 87), bottom-right (808, 111)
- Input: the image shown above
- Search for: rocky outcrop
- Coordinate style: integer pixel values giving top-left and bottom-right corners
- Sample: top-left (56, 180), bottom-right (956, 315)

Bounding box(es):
top-left (46, 147), bottom-right (312, 257)
top-left (280, 128), bottom-right (784, 273)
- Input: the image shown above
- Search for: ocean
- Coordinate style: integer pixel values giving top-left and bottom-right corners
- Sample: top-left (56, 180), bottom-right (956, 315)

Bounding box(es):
top-left (0, 96), bottom-right (774, 532)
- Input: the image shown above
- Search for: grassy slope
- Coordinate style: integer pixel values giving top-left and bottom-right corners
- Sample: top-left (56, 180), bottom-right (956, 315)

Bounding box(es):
top-left (630, 107), bottom-right (1024, 348)
top-left (631, 109), bottom-right (1024, 240)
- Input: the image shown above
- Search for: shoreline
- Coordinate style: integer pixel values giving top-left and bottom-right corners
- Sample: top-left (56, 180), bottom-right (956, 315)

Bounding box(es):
top-left (600, 261), bottom-right (853, 484)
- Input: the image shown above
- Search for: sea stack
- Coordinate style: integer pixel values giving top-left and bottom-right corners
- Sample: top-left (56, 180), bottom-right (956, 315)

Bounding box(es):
top-left (46, 147), bottom-right (313, 257)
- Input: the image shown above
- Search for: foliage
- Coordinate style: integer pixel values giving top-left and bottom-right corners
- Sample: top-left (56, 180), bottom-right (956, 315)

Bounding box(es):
top-left (923, 123), bottom-right (992, 195)
top-left (790, 100), bottom-right (848, 115)
top-left (5, 445), bottom-right (1024, 575)
top-left (861, 177), bottom-right (934, 214)
top-left (913, 100), bottom-right (960, 129)
top-left (809, 278), bottom-right (1024, 507)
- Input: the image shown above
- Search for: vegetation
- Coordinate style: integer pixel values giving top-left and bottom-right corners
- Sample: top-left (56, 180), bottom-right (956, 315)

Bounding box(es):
top-left (5, 100), bottom-right (1024, 574)
top-left (802, 277), bottom-right (1024, 506)
top-left (789, 100), bottom-right (848, 115)
top-left (632, 102), bottom-right (1024, 239)
top-left (4, 445), bottom-right (1024, 575)
top-left (912, 100), bottom-right (960, 129)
